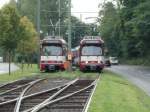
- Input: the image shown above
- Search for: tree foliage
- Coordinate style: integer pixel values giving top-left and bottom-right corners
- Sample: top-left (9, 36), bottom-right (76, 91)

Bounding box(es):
top-left (98, 2), bottom-right (122, 56)
top-left (17, 16), bottom-right (37, 55)
top-left (0, 4), bottom-right (21, 75)
top-left (99, 0), bottom-right (150, 59)
top-left (70, 16), bottom-right (98, 47)
top-left (17, 0), bottom-right (96, 48)
top-left (18, 0), bottom-right (69, 36)
top-left (0, 5), bottom-right (21, 51)
top-left (16, 16), bottom-right (38, 66)
top-left (0, 3), bottom-right (38, 74)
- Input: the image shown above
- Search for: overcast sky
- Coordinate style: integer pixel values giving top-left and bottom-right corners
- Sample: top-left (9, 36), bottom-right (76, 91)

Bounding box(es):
top-left (72, 0), bottom-right (102, 23)
top-left (0, 0), bottom-right (104, 23)
top-left (0, 0), bottom-right (9, 7)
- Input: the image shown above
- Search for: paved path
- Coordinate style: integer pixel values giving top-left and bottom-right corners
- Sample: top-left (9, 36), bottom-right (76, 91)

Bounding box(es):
top-left (0, 63), bottom-right (19, 74)
top-left (106, 65), bottom-right (150, 96)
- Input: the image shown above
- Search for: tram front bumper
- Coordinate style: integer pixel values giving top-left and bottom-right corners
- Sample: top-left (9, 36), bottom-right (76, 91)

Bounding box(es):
top-left (40, 63), bottom-right (64, 71)
top-left (80, 63), bottom-right (104, 71)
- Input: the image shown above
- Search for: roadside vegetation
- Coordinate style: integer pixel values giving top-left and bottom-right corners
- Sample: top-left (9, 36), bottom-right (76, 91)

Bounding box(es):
top-left (0, 1), bottom-right (38, 75)
top-left (120, 58), bottom-right (150, 66)
top-left (0, 65), bottom-right (98, 83)
top-left (0, 64), bottom-right (39, 83)
top-left (89, 71), bottom-right (150, 112)
top-left (98, 0), bottom-right (150, 66)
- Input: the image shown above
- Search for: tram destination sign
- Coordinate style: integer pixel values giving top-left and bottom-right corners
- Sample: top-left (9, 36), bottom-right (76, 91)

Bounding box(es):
top-left (84, 40), bottom-right (100, 44)
top-left (43, 40), bottom-right (61, 44)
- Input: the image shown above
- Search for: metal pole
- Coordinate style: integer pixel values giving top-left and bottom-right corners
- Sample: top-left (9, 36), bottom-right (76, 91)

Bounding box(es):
top-left (37, 0), bottom-right (41, 68)
top-left (68, 0), bottom-right (72, 71)
top-left (59, 0), bottom-right (61, 37)
top-left (37, 0), bottom-right (41, 35)
top-left (17, 0), bottom-right (21, 10)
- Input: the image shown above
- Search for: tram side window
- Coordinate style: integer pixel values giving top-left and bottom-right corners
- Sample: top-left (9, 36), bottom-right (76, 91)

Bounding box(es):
top-left (82, 46), bottom-right (102, 56)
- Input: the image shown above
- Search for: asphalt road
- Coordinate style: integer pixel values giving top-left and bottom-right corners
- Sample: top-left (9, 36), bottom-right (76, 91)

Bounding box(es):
top-left (106, 65), bottom-right (150, 96)
top-left (0, 63), bottom-right (19, 74)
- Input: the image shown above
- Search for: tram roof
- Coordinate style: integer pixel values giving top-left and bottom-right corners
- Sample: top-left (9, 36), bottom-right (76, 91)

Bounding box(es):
top-left (80, 36), bottom-right (104, 44)
top-left (41, 36), bottom-right (67, 44)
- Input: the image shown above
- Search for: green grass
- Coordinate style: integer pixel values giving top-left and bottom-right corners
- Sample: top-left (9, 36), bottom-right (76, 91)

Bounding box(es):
top-left (88, 71), bottom-right (150, 112)
top-left (0, 64), bottom-right (39, 83)
top-left (34, 70), bottom-right (99, 79)
top-left (0, 64), bottom-right (98, 83)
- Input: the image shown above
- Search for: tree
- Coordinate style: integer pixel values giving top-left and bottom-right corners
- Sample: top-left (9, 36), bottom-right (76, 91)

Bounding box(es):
top-left (132, 0), bottom-right (150, 56)
top-left (69, 16), bottom-right (95, 47)
top-left (98, 0), bottom-right (150, 64)
top-left (117, 0), bottom-right (150, 58)
top-left (9, 0), bottom-right (17, 7)
top-left (62, 16), bottom-right (97, 47)
top-left (17, 0), bottom-right (96, 49)
top-left (18, 0), bottom-right (69, 36)
top-left (17, 16), bottom-right (38, 70)
top-left (98, 2), bottom-right (122, 57)
top-left (0, 4), bottom-right (21, 75)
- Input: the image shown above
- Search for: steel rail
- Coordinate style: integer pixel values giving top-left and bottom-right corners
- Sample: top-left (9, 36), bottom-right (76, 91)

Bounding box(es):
top-left (0, 80), bottom-right (71, 106)
top-left (27, 79), bottom-right (78, 112)
top-left (0, 79), bottom-right (76, 112)
top-left (0, 79), bottom-right (37, 104)
top-left (22, 87), bottom-right (64, 112)
top-left (82, 74), bottom-right (101, 112)
top-left (0, 83), bottom-right (30, 96)
top-left (0, 78), bottom-right (26, 88)
top-left (14, 79), bottom-right (45, 112)
top-left (31, 80), bottom-right (96, 112)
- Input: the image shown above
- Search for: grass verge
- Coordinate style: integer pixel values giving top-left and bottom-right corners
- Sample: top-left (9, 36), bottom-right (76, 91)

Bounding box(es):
top-left (88, 71), bottom-right (150, 112)
top-left (0, 64), bottom-right (98, 83)
top-left (0, 64), bottom-right (39, 83)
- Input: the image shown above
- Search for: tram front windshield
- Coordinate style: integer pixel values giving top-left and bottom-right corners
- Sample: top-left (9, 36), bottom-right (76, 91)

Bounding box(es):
top-left (42, 45), bottom-right (62, 56)
top-left (81, 45), bottom-right (102, 56)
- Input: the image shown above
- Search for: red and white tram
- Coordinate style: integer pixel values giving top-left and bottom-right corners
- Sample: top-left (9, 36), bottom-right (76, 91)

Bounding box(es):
top-left (40, 36), bottom-right (67, 71)
top-left (79, 36), bottom-right (105, 72)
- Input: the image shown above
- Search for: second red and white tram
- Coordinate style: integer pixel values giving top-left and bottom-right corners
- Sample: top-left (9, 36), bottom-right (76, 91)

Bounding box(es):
top-left (40, 36), bottom-right (67, 71)
top-left (79, 36), bottom-right (105, 72)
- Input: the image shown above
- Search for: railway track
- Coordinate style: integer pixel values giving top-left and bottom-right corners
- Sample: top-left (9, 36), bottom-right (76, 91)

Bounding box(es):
top-left (0, 76), bottom-right (99, 112)
top-left (0, 78), bottom-right (72, 111)
top-left (0, 79), bottom-right (35, 94)
top-left (30, 79), bottom-right (96, 112)
top-left (0, 79), bottom-right (43, 103)
top-left (35, 83), bottom-right (95, 112)
top-left (0, 78), bottom-right (70, 103)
